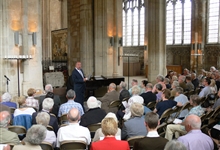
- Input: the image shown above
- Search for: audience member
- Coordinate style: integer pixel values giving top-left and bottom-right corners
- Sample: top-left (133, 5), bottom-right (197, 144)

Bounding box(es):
top-left (121, 103), bottom-right (147, 140)
top-left (100, 83), bottom-right (119, 113)
top-left (140, 83), bottom-right (157, 106)
top-left (32, 98), bottom-right (59, 134)
top-left (93, 112), bottom-right (121, 142)
top-left (36, 112), bottom-right (56, 147)
top-left (0, 111), bottom-right (20, 145)
top-left (13, 124), bottom-right (47, 150)
top-left (185, 76), bottom-right (194, 91)
top-left (140, 80), bottom-right (148, 94)
top-left (183, 68), bottom-right (190, 76)
top-left (177, 115), bottom-right (214, 150)
top-left (199, 77), bottom-right (212, 98)
top-left (133, 112), bottom-right (168, 150)
top-left (128, 79), bottom-right (140, 96)
top-left (80, 96), bottom-right (106, 127)
top-left (164, 140), bottom-right (187, 150)
top-left (155, 83), bottom-right (163, 102)
top-left (56, 108), bottom-right (91, 148)
top-left (90, 118), bottom-right (129, 150)
top-left (25, 88), bottom-right (39, 110)
top-left (191, 73), bottom-right (199, 90)
top-left (171, 81), bottom-right (179, 97)
top-left (165, 95), bottom-right (205, 141)
top-left (166, 70), bottom-right (174, 80)
top-left (58, 89), bottom-right (84, 117)
top-left (1, 92), bottom-right (17, 108)
top-left (178, 75), bottom-right (186, 91)
top-left (171, 75), bottom-right (178, 85)
top-left (164, 78), bottom-right (171, 89)
top-left (212, 89), bottom-right (220, 109)
top-left (119, 81), bottom-right (130, 101)
top-left (210, 79), bottom-right (217, 94)
top-left (210, 66), bottom-right (217, 73)
top-left (152, 75), bottom-right (166, 93)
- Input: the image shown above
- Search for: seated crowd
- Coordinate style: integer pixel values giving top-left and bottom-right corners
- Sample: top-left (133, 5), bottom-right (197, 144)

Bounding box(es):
top-left (1, 66), bottom-right (220, 150)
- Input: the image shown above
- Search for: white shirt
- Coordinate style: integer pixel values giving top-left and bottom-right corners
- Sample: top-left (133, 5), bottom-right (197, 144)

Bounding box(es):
top-left (14, 108), bottom-right (36, 117)
top-left (56, 123), bottom-right (91, 147)
top-left (44, 130), bottom-right (56, 147)
top-left (76, 68), bottom-right (84, 78)
top-left (146, 131), bottom-right (159, 137)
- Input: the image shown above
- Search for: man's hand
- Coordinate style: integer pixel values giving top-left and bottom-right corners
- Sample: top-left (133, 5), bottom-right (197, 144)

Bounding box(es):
top-left (3, 145), bottom-right (11, 150)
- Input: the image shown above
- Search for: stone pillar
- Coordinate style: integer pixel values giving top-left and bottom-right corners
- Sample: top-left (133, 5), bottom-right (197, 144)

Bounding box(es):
top-left (61, 0), bottom-right (68, 28)
top-left (145, 0), bottom-right (166, 81)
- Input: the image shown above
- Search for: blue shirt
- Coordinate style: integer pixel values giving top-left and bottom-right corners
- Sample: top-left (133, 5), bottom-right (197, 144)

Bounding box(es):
top-left (58, 100), bottom-right (84, 117)
top-left (1, 102), bottom-right (17, 108)
top-left (156, 100), bottom-right (177, 117)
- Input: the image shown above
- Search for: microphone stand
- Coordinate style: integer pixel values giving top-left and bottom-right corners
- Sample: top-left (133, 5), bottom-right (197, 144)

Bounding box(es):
top-left (5, 78), bottom-right (10, 92)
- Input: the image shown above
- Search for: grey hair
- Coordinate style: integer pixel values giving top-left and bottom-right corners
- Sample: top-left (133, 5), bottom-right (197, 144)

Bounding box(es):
top-left (131, 85), bottom-right (141, 95)
top-left (42, 98), bottom-right (54, 111)
top-left (105, 112), bottom-right (118, 123)
top-left (119, 81), bottom-right (127, 89)
top-left (157, 75), bottom-right (164, 82)
top-left (164, 140), bottom-right (187, 150)
top-left (109, 83), bottom-right (116, 90)
top-left (172, 81), bottom-right (179, 87)
top-left (179, 75), bottom-right (186, 82)
top-left (175, 87), bottom-right (183, 94)
top-left (36, 112), bottom-right (50, 127)
top-left (164, 78), bottom-right (170, 84)
top-left (24, 125), bottom-right (47, 145)
top-left (66, 89), bottom-right (76, 99)
top-left (45, 84), bottom-right (53, 93)
top-left (146, 83), bottom-right (153, 89)
top-left (0, 111), bottom-right (10, 128)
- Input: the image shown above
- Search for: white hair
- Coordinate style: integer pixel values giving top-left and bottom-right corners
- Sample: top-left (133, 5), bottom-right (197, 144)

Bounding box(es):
top-left (45, 84), bottom-right (53, 93)
top-left (42, 98), bottom-right (54, 111)
top-left (36, 112), bottom-right (50, 127)
top-left (87, 96), bottom-right (99, 109)
top-left (105, 112), bottom-right (118, 123)
top-left (164, 140), bottom-right (187, 150)
top-left (1, 92), bottom-right (11, 102)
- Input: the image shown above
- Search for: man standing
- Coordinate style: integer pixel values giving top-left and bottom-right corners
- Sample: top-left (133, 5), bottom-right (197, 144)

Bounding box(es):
top-left (72, 62), bottom-right (87, 108)
top-left (177, 115), bottom-right (214, 150)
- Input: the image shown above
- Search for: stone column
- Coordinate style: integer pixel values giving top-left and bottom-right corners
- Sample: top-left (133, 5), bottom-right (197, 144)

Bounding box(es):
top-left (145, 0), bottom-right (166, 81)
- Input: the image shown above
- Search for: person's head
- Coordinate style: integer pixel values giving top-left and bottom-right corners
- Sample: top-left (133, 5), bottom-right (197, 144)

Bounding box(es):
top-left (0, 111), bottom-right (11, 128)
top-left (36, 112), bottom-right (50, 127)
top-left (130, 102), bottom-right (144, 117)
top-left (164, 78), bottom-right (170, 84)
top-left (183, 68), bottom-right (189, 75)
top-left (42, 98), bottom-right (54, 111)
top-left (101, 118), bottom-right (118, 136)
top-left (87, 96), bottom-right (99, 109)
top-left (164, 140), bottom-right (187, 150)
top-left (24, 124), bottom-right (47, 145)
top-left (109, 83), bottom-right (116, 91)
top-left (67, 108), bottom-right (80, 123)
top-left (17, 96), bottom-right (26, 106)
top-left (141, 80), bottom-right (148, 88)
top-left (146, 83), bottom-right (153, 91)
top-left (1, 93), bottom-right (11, 102)
top-left (175, 87), bottom-right (184, 95)
top-left (210, 79), bottom-right (216, 87)
top-left (184, 114), bottom-right (201, 132)
top-left (131, 79), bottom-right (138, 86)
top-left (45, 92), bottom-right (54, 99)
top-left (191, 73), bottom-right (196, 80)
top-left (162, 89), bottom-right (171, 99)
top-left (131, 85), bottom-right (141, 95)
top-left (145, 112), bottom-right (159, 130)
top-left (189, 95), bottom-right (201, 106)
top-left (45, 84), bottom-right (53, 93)
top-left (156, 75), bottom-right (164, 82)
top-left (27, 88), bottom-right (36, 97)
top-left (119, 81), bottom-right (127, 90)
top-left (156, 83), bottom-right (163, 92)
top-left (210, 66), bottom-right (216, 72)
top-left (75, 62), bottom-right (82, 69)
top-left (185, 75), bottom-right (192, 82)
top-left (202, 77), bottom-right (211, 86)
top-left (104, 112), bottom-right (118, 123)
top-left (172, 81), bottom-right (179, 88)
top-left (66, 89), bottom-right (76, 100)
top-left (178, 75), bottom-right (186, 83)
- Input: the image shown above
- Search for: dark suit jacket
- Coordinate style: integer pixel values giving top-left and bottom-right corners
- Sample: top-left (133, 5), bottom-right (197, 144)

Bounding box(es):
top-left (71, 68), bottom-right (86, 105)
top-left (80, 107), bottom-right (106, 127)
top-left (133, 136), bottom-right (168, 150)
top-left (32, 110), bottom-right (59, 134)
top-left (140, 91), bottom-right (157, 106)
top-left (39, 94), bottom-right (61, 106)
top-left (90, 137), bottom-right (130, 150)
top-left (119, 89), bottom-right (130, 101)
top-left (192, 78), bottom-right (199, 90)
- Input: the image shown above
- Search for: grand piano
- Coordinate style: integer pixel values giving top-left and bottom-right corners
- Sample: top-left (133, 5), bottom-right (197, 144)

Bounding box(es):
top-left (86, 75), bottom-right (124, 97)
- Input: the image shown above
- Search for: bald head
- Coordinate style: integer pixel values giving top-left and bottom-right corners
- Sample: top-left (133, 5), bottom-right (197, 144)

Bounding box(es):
top-left (184, 115), bottom-right (201, 132)
top-left (109, 83), bottom-right (116, 91)
top-left (0, 111), bottom-right (10, 127)
top-left (67, 108), bottom-right (80, 123)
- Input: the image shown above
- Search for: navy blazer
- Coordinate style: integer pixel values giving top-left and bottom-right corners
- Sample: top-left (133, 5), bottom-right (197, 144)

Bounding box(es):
top-left (71, 68), bottom-right (85, 91)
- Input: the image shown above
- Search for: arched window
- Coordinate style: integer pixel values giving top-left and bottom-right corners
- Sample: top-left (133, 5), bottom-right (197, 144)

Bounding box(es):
top-left (207, 0), bottom-right (220, 43)
top-left (123, 0), bottom-right (145, 46)
top-left (166, 0), bottom-right (192, 45)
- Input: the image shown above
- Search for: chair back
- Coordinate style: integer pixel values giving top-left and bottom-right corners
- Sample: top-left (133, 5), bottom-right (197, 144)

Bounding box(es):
top-left (159, 108), bottom-right (174, 123)
top-left (172, 105), bottom-right (183, 119)
top-left (8, 125), bottom-right (26, 135)
top-left (10, 107), bottom-right (16, 114)
top-left (47, 125), bottom-right (54, 131)
top-left (60, 140), bottom-right (87, 150)
top-left (211, 105), bottom-right (220, 119)
top-left (146, 101), bottom-right (156, 110)
top-left (60, 114), bottom-right (68, 124)
top-left (87, 123), bottom-right (101, 132)
top-left (127, 136), bottom-right (145, 148)
top-left (180, 102), bottom-right (192, 112)
top-left (108, 100), bottom-right (121, 108)
top-left (122, 97), bottom-right (130, 102)
top-left (40, 141), bottom-right (53, 150)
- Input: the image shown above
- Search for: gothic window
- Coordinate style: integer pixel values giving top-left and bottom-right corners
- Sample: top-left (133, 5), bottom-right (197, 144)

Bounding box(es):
top-left (207, 0), bottom-right (220, 43)
top-left (166, 0), bottom-right (192, 45)
top-left (123, 0), bottom-right (145, 46)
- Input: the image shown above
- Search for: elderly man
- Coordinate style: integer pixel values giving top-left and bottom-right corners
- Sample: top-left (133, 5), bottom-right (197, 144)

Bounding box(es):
top-left (119, 81), bottom-right (130, 101)
top-left (1, 92), bottom-right (17, 108)
top-left (0, 111), bottom-right (20, 145)
top-left (80, 96), bottom-right (106, 127)
top-left (32, 98), bottom-right (59, 134)
top-left (191, 73), bottom-right (199, 90)
top-left (56, 108), bottom-right (91, 148)
top-left (100, 83), bottom-right (119, 113)
top-left (140, 83), bottom-right (157, 106)
top-left (152, 75), bottom-right (166, 93)
top-left (133, 112), bottom-right (168, 150)
top-left (177, 115), bottom-right (214, 150)
top-left (185, 75), bottom-right (194, 92)
top-left (128, 79), bottom-right (140, 96)
top-left (171, 81), bottom-right (180, 97)
top-left (121, 102), bottom-right (147, 140)
top-left (58, 89), bottom-right (84, 117)
top-left (164, 140), bottom-right (187, 150)
top-left (199, 77), bottom-right (212, 98)
top-left (178, 75), bottom-right (186, 91)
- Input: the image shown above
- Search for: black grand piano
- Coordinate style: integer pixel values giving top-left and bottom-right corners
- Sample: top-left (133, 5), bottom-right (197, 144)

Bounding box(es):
top-left (86, 75), bottom-right (124, 97)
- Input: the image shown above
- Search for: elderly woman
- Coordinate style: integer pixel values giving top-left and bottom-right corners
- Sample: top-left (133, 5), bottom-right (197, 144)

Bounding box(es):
top-left (25, 88), bottom-right (39, 110)
top-left (91, 117), bottom-right (130, 150)
top-left (171, 81), bottom-right (180, 97)
top-left (80, 96), bottom-right (106, 127)
top-left (36, 112), bottom-right (56, 147)
top-left (14, 96), bottom-right (36, 117)
top-left (1, 92), bottom-right (17, 108)
top-left (13, 124), bottom-right (47, 150)
top-left (93, 112), bottom-right (121, 142)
